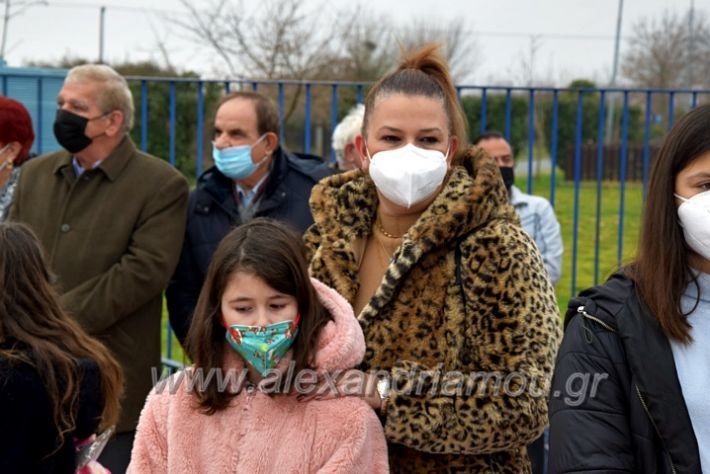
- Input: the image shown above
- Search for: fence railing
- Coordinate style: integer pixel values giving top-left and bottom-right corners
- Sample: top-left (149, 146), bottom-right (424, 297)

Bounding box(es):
top-left (2, 67), bottom-right (710, 367)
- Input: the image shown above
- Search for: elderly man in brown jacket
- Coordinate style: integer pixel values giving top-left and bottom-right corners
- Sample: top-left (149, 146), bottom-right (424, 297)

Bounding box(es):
top-left (9, 64), bottom-right (188, 472)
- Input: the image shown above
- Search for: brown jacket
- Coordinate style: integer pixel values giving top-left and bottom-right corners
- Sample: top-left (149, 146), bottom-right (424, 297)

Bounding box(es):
top-left (9, 137), bottom-right (188, 433)
top-left (306, 146), bottom-right (562, 473)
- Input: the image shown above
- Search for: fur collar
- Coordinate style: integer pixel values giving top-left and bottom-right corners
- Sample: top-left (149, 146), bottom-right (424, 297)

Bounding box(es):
top-left (308, 145), bottom-right (517, 306)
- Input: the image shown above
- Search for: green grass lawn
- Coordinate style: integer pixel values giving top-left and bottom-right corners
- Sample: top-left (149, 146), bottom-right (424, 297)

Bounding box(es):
top-left (160, 170), bottom-right (645, 362)
top-left (519, 170), bottom-right (644, 315)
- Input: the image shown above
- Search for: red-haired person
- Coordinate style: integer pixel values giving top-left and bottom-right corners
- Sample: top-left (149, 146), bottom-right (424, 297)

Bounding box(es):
top-left (0, 96), bottom-right (35, 221)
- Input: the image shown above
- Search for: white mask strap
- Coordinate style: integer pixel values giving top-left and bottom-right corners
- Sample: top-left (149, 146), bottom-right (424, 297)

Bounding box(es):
top-left (364, 142), bottom-right (373, 162)
top-left (675, 193), bottom-right (690, 202)
top-left (253, 134), bottom-right (267, 147)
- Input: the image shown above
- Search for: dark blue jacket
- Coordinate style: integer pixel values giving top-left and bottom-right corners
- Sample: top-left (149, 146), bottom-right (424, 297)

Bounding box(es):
top-left (166, 146), bottom-right (332, 346)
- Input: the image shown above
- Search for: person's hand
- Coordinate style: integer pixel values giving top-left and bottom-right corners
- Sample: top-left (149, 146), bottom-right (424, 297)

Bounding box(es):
top-left (0, 158), bottom-right (13, 189)
top-left (297, 369), bottom-right (382, 410)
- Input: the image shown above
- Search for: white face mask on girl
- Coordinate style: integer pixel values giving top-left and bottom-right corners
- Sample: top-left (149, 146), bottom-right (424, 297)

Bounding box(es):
top-left (367, 143), bottom-right (449, 208)
top-left (675, 190), bottom-right (710, 261)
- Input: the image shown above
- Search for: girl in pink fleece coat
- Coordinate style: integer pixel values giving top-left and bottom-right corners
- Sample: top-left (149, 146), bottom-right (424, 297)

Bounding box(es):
top-left (128, 218), bottom-right (388, 473)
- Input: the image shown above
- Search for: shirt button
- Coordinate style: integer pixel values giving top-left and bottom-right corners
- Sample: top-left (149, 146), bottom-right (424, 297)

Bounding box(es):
top-left (60, 224), bottom-right (70, 233)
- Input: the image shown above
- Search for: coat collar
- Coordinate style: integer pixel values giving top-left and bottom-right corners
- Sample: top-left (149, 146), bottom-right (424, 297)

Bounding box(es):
top-left (509, 185), bottom-right (529, 208)
top-left (52, 136), bottom-right (136, 182)
top-left (308, 145), bottom-right (516, 312)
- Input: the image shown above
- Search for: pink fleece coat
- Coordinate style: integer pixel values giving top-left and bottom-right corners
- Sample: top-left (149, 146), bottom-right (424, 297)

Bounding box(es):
top-left (127, 278), bottom-right (389, 473)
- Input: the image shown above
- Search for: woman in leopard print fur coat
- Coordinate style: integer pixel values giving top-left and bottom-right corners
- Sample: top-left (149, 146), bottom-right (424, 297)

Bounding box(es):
top-left (305, 44), bottom-right (562, 473)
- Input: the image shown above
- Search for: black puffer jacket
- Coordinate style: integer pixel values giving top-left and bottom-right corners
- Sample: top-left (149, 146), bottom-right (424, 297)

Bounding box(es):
top-left (166, 146), bottom-right (332, 346)
top-left (549, 273), bottom-right (702, 474)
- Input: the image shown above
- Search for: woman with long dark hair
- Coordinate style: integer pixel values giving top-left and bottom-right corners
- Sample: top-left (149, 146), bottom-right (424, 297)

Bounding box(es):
top-left (0, 222), bottom-right (123, 472)
top-left (549, 105), bottom-right (710, 473)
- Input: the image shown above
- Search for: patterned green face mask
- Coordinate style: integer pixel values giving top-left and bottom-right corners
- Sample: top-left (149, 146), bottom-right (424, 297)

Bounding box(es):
top-left (225, 314), bottom-right (300, 376)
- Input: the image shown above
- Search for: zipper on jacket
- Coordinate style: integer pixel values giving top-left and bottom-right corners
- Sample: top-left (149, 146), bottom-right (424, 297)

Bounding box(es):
top-left (577, 306), bottom-right (617, 333)
top-left (635, 384), bottom-right (677, 474)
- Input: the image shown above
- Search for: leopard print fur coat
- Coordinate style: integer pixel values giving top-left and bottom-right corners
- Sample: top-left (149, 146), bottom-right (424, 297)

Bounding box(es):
top-left (306, 145), bottom-right (562, 473)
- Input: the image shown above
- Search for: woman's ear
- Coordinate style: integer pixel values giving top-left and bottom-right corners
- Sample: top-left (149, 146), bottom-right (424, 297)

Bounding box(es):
top-left (355, 134), bottom-right (369, 171)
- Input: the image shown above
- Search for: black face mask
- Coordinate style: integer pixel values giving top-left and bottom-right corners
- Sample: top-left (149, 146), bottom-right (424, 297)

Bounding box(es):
top-left (499, 166), bottom-right (514, 192)
top-left (53, 109), bottom-right (94, 153)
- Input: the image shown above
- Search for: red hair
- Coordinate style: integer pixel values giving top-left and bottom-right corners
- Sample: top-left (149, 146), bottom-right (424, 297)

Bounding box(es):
top-left (0, 97), bottom-right (35, 165)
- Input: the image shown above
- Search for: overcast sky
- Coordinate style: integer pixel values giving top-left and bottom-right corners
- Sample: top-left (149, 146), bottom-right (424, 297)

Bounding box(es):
top-left (2, 0), bottom-right (706, 86)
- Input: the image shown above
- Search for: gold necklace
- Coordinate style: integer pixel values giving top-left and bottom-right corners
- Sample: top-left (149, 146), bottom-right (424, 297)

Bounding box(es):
top-left (373, 232), bottom-right (395, 267)
top-left (375, 215), bottom-right (404, 239)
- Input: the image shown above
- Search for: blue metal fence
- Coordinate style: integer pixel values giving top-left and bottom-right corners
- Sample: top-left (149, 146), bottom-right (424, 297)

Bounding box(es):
top-left (2, 68), bottom-right (710, 366)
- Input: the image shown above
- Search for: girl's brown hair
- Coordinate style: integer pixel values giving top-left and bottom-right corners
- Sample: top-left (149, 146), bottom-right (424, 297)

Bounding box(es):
top-left (0, 223), bottom-right (123, 447)
top-left (627, 104), bottom-right (710, 343)
top-left (185, 218), bottom-right (333, 413)
top-left (362, 43), bottom-right (469, 160)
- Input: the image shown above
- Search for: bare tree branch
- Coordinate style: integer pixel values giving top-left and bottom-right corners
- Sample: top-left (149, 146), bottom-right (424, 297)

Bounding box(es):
top-left (394, 17), bottom-right (480, 83)
top-left (174, 0), bottom-right (240, 76)
top-left (1, 0), bottom-right (47, 60)
top-left (622, 8), bottom-right (710, 88)
top-left (145, 14), bottom-right (175, 73)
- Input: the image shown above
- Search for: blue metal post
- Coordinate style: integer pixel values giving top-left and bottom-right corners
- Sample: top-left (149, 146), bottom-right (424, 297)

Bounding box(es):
top-left (169, 82), bottom-right (176, 167)
top-left (304, 83), bottom-right (312, 154)
top-left (251, 82), bottom-right (258, 91)
top-left (140, 80), bottom-right (148, 152)
top-left (196, 81), bottom-right (204, 177)
top-left (527, 89), bottom-right (535, 194)
top-left (331, 84), bottom-right (338, 165)
top-left (642, 92), bottom-right (652, 201)
top-left (550, 90), bottom-right (559, 207)
top-left (356, 84), bottom-right (363, 104)
top-left (667, 91), bottom-right (675, 131)
top-left (480, 88), bottom-right (488, 134)
top-left (278, 82), bottom-right (285, 144)
top-left (456, 86), bottom-right (462, 102)
top-left (594, 91), bottom-right (606, 285)
top-left (617, 92), bottom-right (630, 268)
top-left (36, 78), bottom-right (43, 154)
top-left (692, 91), bottom-right (699, 108)
top-left (504, 89), bottom-right (512, 141)
top-left (224, 81), bottom-right (230, 93)
top-left (571, 91), bottom-right (584, 297)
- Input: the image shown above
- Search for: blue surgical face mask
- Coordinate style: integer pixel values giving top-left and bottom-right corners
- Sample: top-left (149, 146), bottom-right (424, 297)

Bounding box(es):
top-left (212, 134), bottom-right (267, 180)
